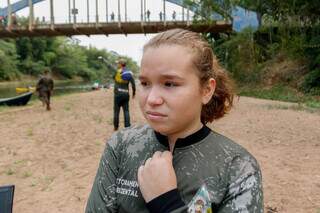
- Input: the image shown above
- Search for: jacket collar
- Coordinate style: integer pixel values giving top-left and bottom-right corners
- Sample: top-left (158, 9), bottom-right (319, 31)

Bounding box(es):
top-left (154, 125), bottom-right (211, 149)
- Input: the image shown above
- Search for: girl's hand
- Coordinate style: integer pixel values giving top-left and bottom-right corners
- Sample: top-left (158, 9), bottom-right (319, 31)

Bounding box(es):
top-left (138, 151), bottom-right (177, 202)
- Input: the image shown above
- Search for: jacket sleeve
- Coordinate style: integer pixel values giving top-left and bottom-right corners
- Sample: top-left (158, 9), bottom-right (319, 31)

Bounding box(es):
top-left (49, 79), bottom-right (54, 91)
top-left (36, 78), bottom-right (43, 91)
top-left (85, 134), bottom-right (121, 213)
top-left (129, 77), bottom-right (136, 97)
top-left (217, 155), bottom-right (264, 213)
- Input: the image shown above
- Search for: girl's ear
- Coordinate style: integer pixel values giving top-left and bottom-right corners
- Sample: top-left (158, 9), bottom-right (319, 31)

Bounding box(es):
top-left (201, 78), bottom-right (216, 105)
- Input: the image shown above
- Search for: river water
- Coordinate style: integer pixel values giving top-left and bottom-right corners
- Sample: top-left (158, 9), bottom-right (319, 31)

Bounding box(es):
top-left (0, 80), bottom-right (98, 99)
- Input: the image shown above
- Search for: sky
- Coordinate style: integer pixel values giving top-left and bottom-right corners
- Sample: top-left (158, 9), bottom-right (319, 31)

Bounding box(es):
top-left (1, 0), bottom-right (186, 63)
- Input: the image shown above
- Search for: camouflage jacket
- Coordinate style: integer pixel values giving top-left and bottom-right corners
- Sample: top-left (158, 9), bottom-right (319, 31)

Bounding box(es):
top-left (86, 125), bottom-right (263, 213)
top-left (36, 76), bottom-right (54, 92)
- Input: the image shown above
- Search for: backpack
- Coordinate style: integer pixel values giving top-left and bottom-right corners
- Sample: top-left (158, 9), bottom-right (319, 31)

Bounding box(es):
top-left (115, 68), bottom-right (133, 84)
top-left (121, 68), bottom-right (133, 81)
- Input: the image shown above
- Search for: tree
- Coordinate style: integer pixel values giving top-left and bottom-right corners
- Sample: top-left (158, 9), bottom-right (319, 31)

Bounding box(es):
top-left (0, 40), bottom-right (19, 80)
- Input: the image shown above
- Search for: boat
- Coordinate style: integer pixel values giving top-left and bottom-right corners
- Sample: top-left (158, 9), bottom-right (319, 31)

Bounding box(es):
top-left (0, 92), bottom-right (33, 106)
top-left (15, 87), bottom-right (35, 93)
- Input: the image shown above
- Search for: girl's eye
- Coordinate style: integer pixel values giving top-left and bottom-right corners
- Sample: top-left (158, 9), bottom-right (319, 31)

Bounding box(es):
top-left (140, 81), bottom-right (149, 87)
top-left (164, 82), bottom-right (177, 87)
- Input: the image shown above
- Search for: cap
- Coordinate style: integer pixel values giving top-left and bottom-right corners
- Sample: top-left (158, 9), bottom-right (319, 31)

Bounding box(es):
top-left (117, 58), bottom-right (126, 66)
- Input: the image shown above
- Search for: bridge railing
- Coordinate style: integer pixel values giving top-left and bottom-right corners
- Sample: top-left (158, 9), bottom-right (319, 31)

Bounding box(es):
top-left (0, 10), bottom-right (231, 29)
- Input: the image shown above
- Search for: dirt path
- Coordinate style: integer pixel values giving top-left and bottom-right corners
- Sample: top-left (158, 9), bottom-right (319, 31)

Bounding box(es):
top-left (0, 90), bottom-right (319, 213)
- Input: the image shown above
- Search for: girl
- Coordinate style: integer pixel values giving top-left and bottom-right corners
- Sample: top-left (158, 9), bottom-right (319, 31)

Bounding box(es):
top-left (86, 28), bottom-right (263, 213)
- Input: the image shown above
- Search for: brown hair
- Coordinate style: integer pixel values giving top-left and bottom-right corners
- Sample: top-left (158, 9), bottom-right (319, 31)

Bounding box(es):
top-left (143, 28), bottom-right (234, 123)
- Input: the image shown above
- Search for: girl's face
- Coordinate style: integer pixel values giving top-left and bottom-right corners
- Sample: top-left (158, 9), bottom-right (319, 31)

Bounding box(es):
top-left (139, 45), bottom-right (211, 139)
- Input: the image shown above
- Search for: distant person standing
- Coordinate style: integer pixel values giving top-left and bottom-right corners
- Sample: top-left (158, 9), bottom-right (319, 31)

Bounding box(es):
top-left (159, 11), bottom-right (163, 21)
top-left (110, 12), bottom-right (115, 21)
top-left (11, 13), bottom-right (18, 26)
top-left (172, 10), bottom-right (176, 21)
top-left (113, 59), bottom-right (136, 131)
top-left (36, 69), bottom-right (54, 111)
top-left (146, 10), bottom-right (151, 21)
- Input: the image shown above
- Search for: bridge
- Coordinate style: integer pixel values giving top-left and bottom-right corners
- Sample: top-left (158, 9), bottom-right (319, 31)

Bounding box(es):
top-left (0, 0), bottom-right (233, 38)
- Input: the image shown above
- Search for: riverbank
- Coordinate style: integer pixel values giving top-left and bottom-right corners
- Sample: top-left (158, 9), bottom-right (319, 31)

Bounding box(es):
top-left (0, 89), bottom-right (319, 213)
top-left (0, 78), bottom-right (95, 99)
top-left (0, 77), bottom-right (85, 87)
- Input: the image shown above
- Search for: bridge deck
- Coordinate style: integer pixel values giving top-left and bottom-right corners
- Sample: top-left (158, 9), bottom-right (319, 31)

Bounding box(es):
top-left (0, 21), bottom-right (232, 38)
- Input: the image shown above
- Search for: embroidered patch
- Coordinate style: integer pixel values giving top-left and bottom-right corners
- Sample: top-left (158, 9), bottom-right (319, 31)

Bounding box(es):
top-left (116, 178), bottom-right (139, 198)
top-left (187, 184), bottom-right (212, 213)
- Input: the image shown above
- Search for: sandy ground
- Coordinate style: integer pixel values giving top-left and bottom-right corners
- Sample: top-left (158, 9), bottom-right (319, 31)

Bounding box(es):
top-left (0, 89), bottom-right (319, 213)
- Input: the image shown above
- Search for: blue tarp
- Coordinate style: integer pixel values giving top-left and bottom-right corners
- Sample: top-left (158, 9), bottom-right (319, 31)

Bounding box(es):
top-left (0, 0), bottom-right (45, 17)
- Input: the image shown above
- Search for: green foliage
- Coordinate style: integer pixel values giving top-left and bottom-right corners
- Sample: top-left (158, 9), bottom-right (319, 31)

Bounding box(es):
top-left (19, 58), bottom-right (47, 76)
top-left (184, 0), bottom-right (233, 21)
top-left (0, 35), bottom-right (137, 82)
top-left (214, 28), bottom-right (264, 83)
top-left (213, 24), bottom-right (320, 94)
top-left (15, 37), bottom-right (32, 60)
top-left (301, 27), bottom-right (320, 93)
top-left (53, 44), bottom-right (88, 79)
top-left (42, 51), bottom-right (57, 66)
top-left (239, 84), bottom-right (304, 103)
top-left (83, 47), bottom-right (113, 81)
top-left (302, 68), bottom-right (320, 94)
top-left (0, 40), bottom-right (19, 80)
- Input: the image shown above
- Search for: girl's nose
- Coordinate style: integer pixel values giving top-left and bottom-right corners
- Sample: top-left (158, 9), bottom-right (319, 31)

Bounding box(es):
top-left (146, 87), bottom-right (163, 106)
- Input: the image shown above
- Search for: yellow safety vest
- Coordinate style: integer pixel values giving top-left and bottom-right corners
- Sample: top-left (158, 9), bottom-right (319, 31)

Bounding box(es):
top-left (114, 69), bottom-right (129, 84)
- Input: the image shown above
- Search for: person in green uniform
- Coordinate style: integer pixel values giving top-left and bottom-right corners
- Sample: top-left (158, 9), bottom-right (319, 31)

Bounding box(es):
top-left (113, 59), bottom-right (136, 131)
top-left (86, 29), bottom-right (263, 213)
top-left (36, 69), bottom-right (54, 111)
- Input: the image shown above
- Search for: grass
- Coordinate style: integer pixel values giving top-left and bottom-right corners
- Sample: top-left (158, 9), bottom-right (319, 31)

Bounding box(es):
top-left (63, 101), bottom-right (74, 111)
top-left (40, 176), bottom-right (55, 191)
top-left (22, 171), bottom-right (32, 178)
top-left (27, 128), bottom-right (34, 136)
top-left (0, 105), bottom-right (10, 112)
top-left (239, 84), bottom-right (320, 111)
top-left (6, 168), bottom-right (15, 176)
top-left (30, 180), bottom-right (37, 187)
top-left (14, 159), bottom-right (26, 165)
top-left (93, 114), bottom-right (103, 124)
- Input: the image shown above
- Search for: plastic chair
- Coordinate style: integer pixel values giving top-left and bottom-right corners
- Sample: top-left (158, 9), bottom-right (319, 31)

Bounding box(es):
top-left (0, 185), bottom-right (15, 213)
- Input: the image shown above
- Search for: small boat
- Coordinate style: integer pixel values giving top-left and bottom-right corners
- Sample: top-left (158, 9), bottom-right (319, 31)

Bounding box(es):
top-left (16, 87), bottom-right (35, 93)
top-left (0, 92), bottom-right (33, 106)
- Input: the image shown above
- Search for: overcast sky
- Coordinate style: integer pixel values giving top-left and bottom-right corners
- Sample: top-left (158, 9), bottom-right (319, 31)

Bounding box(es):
top-left (1, 0), bottom-right (186, 63)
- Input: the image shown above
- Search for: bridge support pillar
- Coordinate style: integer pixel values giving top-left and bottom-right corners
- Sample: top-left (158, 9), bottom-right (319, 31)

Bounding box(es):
top-left (163, 0), bottom-right (166, 25)
top-left (6, 0), bottom-right (12, 29)
top-left (182, 7), bottom-right (184, 21)
top-left (28, 0), bottom-right (34, 31)
top-left (106, 0), bottom-right (108, 22)
top-left (96, 0), bottom-right (99, 24)
top-left (143, 0), bottom-right (146, 22)
top-left (187, 6), bottom-right (190, 26)
top-left (73, 0), bottom-right (77, 24)
top-left (68, 0), bottom-right (71, 23)
top-left (125, 0), bottom-right (127, 22)
top-left (87, 0), bottom-right (90, 23)
top-left (140, 0), bottom-right (143, 22)
top-left (50, 0), bottom-right (54, 27)
top-left (117, 0), bottom-right (121, 22)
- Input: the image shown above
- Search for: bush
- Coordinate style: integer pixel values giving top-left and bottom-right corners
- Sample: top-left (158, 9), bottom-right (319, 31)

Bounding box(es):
top-left (302, 68), bottom-right (320, 93)
top-left (0, 41), bottom-right (19, 80)
top-left (19, 58), bottom-right (47, 76)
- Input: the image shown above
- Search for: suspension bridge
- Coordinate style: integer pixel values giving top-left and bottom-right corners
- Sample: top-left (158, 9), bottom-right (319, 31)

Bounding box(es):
top-left (0, 0), bottom-right (234, 38)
